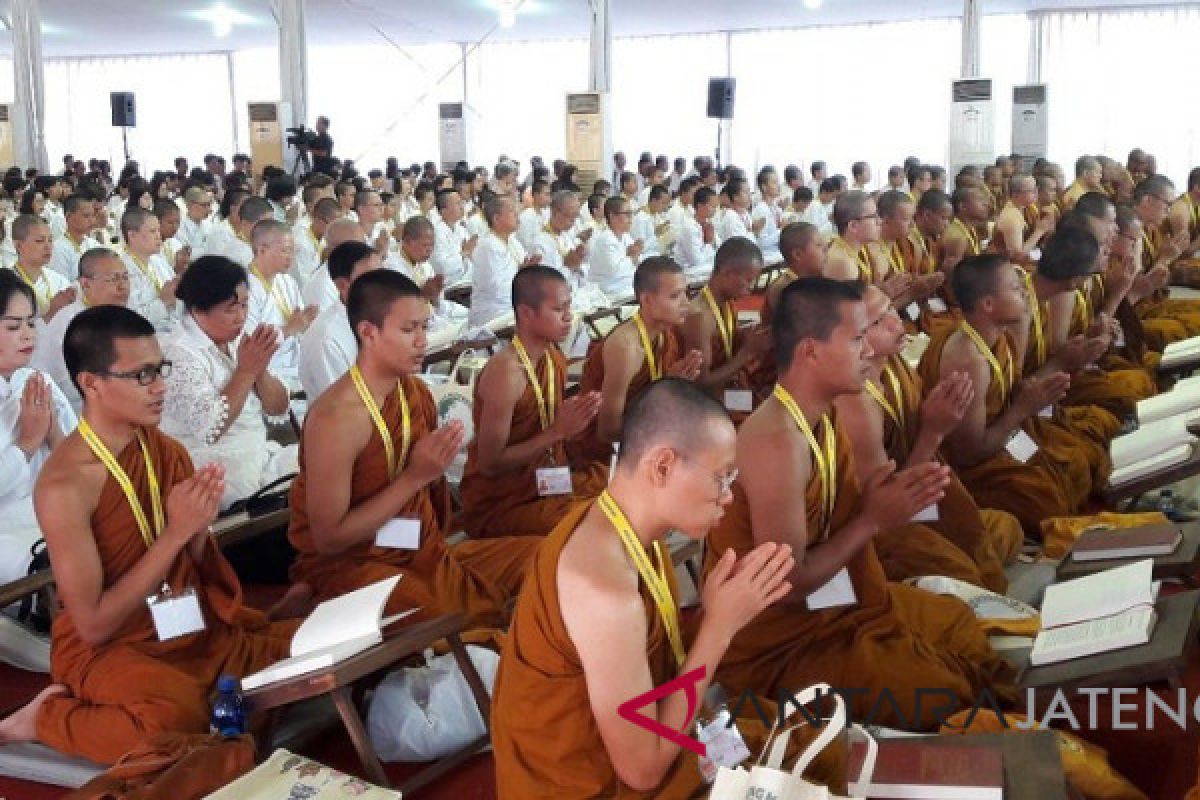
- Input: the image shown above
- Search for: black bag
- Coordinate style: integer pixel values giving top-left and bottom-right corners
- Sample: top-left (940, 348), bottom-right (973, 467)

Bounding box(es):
top-left (218, 473), bottom-right (295, 519)
top-left (17, 539), bottom-right (54, 634)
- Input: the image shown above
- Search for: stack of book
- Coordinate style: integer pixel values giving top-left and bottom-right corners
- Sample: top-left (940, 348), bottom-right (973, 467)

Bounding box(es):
top-left (1108, 416), bottom-right (1197, 486)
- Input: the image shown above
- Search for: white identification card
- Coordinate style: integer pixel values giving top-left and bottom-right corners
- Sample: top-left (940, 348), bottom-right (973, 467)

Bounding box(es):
top-left (375, 516), bottom-right (422, 550)
top-left (905, 302), bottom-right (921, 320)
top-left (535, 466), bottom-right (573, 496)
top-left (724, 389), bottom-right (753, 413)
top-left (926, 297), bottom-right (949, 314)
top-left (1006, 430), bottom-right (1039, 463)
top-left (1114, 326), bottom-right (1126, 349)
top-left (697, 714), bottom-right (752, 782)
top-left (147, 588), bottom-right (205, 642)
top-left (1038, 405), bottom-right (1054, 418)
top-left (912, 503), bottom-right (940, 522)
top-left (805, 567), bottom-right (858, 610)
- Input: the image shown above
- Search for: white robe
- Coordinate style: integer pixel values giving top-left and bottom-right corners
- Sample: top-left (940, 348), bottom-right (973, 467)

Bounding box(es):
top-left (717, 208), bottom-right (753, 243)
top-left (675, 217), bottom-right (720, 280)
top-left (29, 299), bottom-right (86, 415)
top-left (291, 223), bottom-right (324, 290)
top-left (177, 216), bottom-right (212, 257)
top-left (122, 250), bottom-right (177, 332)
top-left (12, 265), bottom-right (72, 318)
top-left (517, 207), bottom-right (550, 253)
top-left (298, 304), bottom-right (356, 403)
top-left (467, 231), bottom-right (525, 329)
top-left (302, 267), bottom-right (340, 314)
top-left (751, 200), bottom-right (784, 263)
top-left (158, 314), bottom-right (297, 510)
top-left (630, 209), bottom-right (672, 262)
top-left (245, 270), bottom-right (305, 390)
top-left (430, 217), bottom-right (472, 288)
top-left (588, 228), bottom-right (638, 301)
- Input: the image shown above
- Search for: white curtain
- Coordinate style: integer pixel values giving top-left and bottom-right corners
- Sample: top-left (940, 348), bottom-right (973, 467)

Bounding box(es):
top-left (1039, 7), bottom-right (1200, 188)
top-left (42, 53), bottom-right (235, 171)
top-left (11, 0), bottom-right (48, 171)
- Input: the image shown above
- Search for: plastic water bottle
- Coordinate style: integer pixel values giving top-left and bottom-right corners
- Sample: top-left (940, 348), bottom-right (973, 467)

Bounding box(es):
top-left (1158, 490), bottom-right (1177, 521)
top-left (210, 675), bottom-right (246, 737)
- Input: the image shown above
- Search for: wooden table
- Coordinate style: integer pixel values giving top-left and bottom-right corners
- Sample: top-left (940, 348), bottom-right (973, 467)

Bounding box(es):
top-left (242, 613), bottom-right (489, 796)
top-left (1017, 590), bottom-right (1200, 702)
top-left (1057, 522), bottom-right (1200, 584)
top-left (1103, 447), bottom-right (1200, 506)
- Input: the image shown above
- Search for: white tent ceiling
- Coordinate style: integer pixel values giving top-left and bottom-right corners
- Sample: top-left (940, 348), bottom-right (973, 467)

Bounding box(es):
top-left (0, 0), bottom-right (1184, 57)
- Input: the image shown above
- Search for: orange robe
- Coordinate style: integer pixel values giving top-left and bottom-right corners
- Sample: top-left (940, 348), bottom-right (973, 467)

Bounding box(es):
top-left (36, 428), bottom-right (297, 764)
top-left (1138, 226), bottom-right (1200, 339)
top-left (705, 417), bottom-right (1015, 730)
top-left (898, 228), bottom-right (958, 337)
top-left (917, 325), bottom-right (1112, 537)
top-left (699, 296), bottom-right (764, 417)
top-left (870, 356), bottom-right (1021, 592)
top-left (288, 376), bottom-right (538, 627)
top-left (750, 270), bottom-right (798, 395)
top-left (571, 322), bottom-right (682, 467)
top-left (458, 347), bottom-right (607, 538)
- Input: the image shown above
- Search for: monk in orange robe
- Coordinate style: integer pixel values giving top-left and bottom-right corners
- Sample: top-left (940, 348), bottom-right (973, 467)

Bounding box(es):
top-left (939, 188), bottom-right (989, 289)
top-left (760, 221), bottom-right (826, 328)
top-left (706, 277), bottom-right (1015, 730)
top-left (571, 256), bottom-right (702, 467)
top-left (900, 189), bottom-right (959, 336)
top-left (288, 270), bottom-right (537, 626)
top-left (834, 286), bottom-right (1020, 591)
top-left (1109, 205), bottom-right (1185, 355)
top-left (0, 306), bottom-right (299, 764)
top-left (869, 190), bottom-right (946, 331)
top-left (459, 267), bottom-right (607, 538)
top-left (1166, 167), bottom-right (1200, 286)
top-left (917, 254), bottom-right (1112, 537)
top-left (493, 379), bottom-right (811, 799)
top-left (990, 175), bottom-right (1054, 267)
top-left (680, 237), bottom-right (771, 416)
top-left (1134, 176), bottom-right (1200, 338)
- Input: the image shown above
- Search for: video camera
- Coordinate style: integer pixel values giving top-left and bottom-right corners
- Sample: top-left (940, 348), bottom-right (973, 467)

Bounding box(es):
top-left (286, 126), bottom-right (319, 149)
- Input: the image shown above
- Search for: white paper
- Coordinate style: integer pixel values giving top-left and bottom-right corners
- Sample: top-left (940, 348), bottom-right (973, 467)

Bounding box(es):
top-left (1006, 430), bottom-right (1039, 463)
top-left (535, 466), bottom-right (573, 496)
top-left (724, 389), bottom-right (753, 413)
top-left (806, 567), bottom-right (857, 610)
top-left (904, 302), bottom-right (921, 320)
top-left (1040, 559), bottom-right (1158, 630)
top-left (912, 503), bottom-right (940, 522)
top-left (290, 575), bottom-right (402, 657)
top-left (1110, 416), bottom-right (1196, 470)
top-left (1038, 405), bottom-right (1054, 418)
top-left (148, 590), bottom-right (205, 641)
top-left (926, 297), bottom-right (949, 314)
top-left (375, 517), bottom-right (422, 550)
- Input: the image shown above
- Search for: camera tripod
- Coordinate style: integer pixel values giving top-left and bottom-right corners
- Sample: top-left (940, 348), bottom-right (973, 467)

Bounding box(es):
top-left (289, 145), bottom-right (311, 179)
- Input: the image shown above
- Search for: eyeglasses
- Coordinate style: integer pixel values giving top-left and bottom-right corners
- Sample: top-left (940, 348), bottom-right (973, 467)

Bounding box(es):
top-left (704, 467), bottom-right (739, 498)
top-left (97, 360), bottom-right (173, 386)
top-left (87, 272), bottom-right (131, 286)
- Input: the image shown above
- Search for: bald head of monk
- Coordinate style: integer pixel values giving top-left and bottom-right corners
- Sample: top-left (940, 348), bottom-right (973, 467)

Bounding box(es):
top-left (513, 265), bottom-right (572, 344)
top-left (1075, 156), bottom-right (1103, 191)
top-left (832, 190), bottom-right (880, 244)
top-left (773, 276), bottom-right (871, 395)
top-left (238, 196), bottom-right (273, 237)
top-left (877, 190), bottom-right (915, 243)
top-left (1007, 175), bottom-right (1036, 209)
top-left (709, 236), bottom-right (764, 302)
top-left (633, 256), bottom-right (690, 330)
top-left (779, 221), bottom-right (825, 277)
top-left (915, 189), bottom-right (953, 238)
top-left (311, 196), bottom-right (341, 239)
top-left (251, 218), bottom-right (294, 277)
top-left (952, 254), bottom-right (1027, 328)
top-left (1038, 224), bottom-right (1101, 291)
top-left (327, 240), bottom-right (381, 304)
top-left (862, 284), bottom-right (907, 362)
top-left (65, 305), bottom-right (163, 425)
top-left (951, 187), bottom-right (989, 225)
top-left (1073, 192), bottom-right (1117, 250)
top-left (323, 216), bottom-right (365, 262)
top-left (346, 268), bottom-right (427, 375)
top-left (401, 214), bottom-right (435, 264)
top-left (1133, 174), bottom-right (1175, 228)
top-left (613, 377), bottom-right (737, 537)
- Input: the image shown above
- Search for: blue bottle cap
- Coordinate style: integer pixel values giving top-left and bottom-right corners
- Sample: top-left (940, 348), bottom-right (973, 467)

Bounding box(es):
top-left (217, 675), bottom-right (240, 692)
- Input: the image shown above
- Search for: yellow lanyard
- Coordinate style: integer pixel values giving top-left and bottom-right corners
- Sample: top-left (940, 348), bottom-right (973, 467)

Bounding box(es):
top-left (130, 253), bottom-right (163, 292)
top-left (772, 385), bottom-right (837, 537)
top-left (13, 264), bottom-right (49, 312)
top-left (1142, 231), bottom-right (1159, 264)
top-left (864, 364), bottom-right (905, 434)
top-left (952, 218), bottom-right (981, 256)
top-left (78, 420), bottom-right (164, 550)
top-left (542, 223), bottom-right (572, 258)
top-left (350, 365), bottom-right (411, 480)
top-left (68, 233), bottom-right (87, 254)
top-left (1022, 270), bottom-right (1047, 366)
top-left (886, 241), bottom-right (905, 275)
top-left (1075, 287), bottom-right (1092, 331)
top-left (307, 225), bottom-right (320, 251)
top-left (700, 286), bottom-right (735, 360)
top-left (960, 321), bottom-right (1013, 397)
top-left (512, 336), bottom-right (556, 431)
top-left (835, 237), bottom-right (872, 282)
top-left (632, 311), bottom-right (663, 381)
top-left (597, 490), bottom-right (685, 667)
top-left (251, 265), bottom-right (294, 321)
top-left (1189, 196), bottom-right (1200, 233)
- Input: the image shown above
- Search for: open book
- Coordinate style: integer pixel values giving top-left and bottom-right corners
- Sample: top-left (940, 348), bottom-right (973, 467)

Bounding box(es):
top-left (1109, 415), bottom-right (1196, 487)
top-left (1030, 560), bottom-right (1159, 666)
top-left (241, 576), bottom-right (416, 691)
top-left (1137, 374), bottom-right (1200, 425)
top-left (1161, 336), bottom-right (1200, 369)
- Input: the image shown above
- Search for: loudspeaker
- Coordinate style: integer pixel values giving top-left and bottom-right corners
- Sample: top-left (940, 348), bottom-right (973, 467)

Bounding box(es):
top-left (110, 92), bottom-right (136, 127)
top-left (706, 77), bottom-right (736, 120)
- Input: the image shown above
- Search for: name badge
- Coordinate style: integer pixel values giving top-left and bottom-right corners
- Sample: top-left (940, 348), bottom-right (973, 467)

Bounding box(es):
top-left (147, 586), bottom-right (205, 642)
top-left (1006, 430), bottom-right (1039, 463)
top-left (723, 389), bottom-right (753, 413)
top-left (697, 713), bottom-right (752, 783)
top-left (926, 297), bottom-right (949, 314)
top-left (1038, 405), bottom-right (1054, 418)
top-left (805, 567), bottom-right (857, 610)
top-left (609, 443), bottom-right (620, 481)
top-left (905, 302), bottom-right (921, 320)
top-left (912, 503), bottom-right (940, 522)
top-left (535, 466), bottom-right (573, 496)
top-left (376, 516), bottom-right (421, 550)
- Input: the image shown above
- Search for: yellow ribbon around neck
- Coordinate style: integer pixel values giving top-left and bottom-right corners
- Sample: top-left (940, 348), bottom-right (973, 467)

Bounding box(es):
top-left (772, 384), bottom-right (837, 538)
top-left (350, 365), bottom-right (410, 480)
top-left (130, 252), bottom-right (164, 292)
top-left (78, 420), bottom-right (164, 550)
top-left (835, 237), bottom-right (873, 282)
top-left (864, 364), bottom-right (905, 434)
top-left (960, 321), bottom-right (1013, 398)
top-left (597, 490), bottom-right (685, 667)
top-left (1022, 270), bottom-right (1047, 366)
top-left (632, 311), bottom-right (663, 381)
top-left (700, 286), bottom-right (735, 361)
top-left (952, 217), bottom-right (981, 256)
top-left (512, 336), bottom-right (557, 432)
top-left (251, 264), bottom-right (294, 321)
top-left (13, 264), bottom-right (49, 312)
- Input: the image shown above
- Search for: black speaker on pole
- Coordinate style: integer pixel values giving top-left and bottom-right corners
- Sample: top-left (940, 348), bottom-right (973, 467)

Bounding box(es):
top-left (110, 92), bottom-right (136, 127)
top-left (706, 77), bottom-right (736, 120)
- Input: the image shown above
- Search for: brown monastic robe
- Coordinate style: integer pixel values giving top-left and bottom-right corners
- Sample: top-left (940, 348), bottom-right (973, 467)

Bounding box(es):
top-left (36, 427), bottom-right (297, 764)
top-left (288, 375), bottom-right (538, 626)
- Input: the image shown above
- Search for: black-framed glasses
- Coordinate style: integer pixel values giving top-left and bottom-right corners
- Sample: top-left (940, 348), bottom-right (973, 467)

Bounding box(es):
top-left (98, 360), bottom-right (173, 386)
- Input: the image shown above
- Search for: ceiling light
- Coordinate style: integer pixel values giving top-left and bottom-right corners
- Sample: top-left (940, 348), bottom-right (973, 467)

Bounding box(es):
top-left (803, 0), bottom-right (823, 9)
top-left (188, 3), bottom-right (255, 39)
top-left (498, 8), bottom-right (516, 27)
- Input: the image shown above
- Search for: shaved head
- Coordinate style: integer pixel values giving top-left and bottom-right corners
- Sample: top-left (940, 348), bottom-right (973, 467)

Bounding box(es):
top-left (251, 218), bottom-right (288, 250)
top-left (773, 277), bottom-right (864, 370)
top-left (832, 190), bottom-right (871, 234)
top-left (779, 221), bottom-right (819, 255)
top-left (616, 377), bottom-right (732, 470)
top-left (324, 217), bottom-right (365, 254)
top-left (512, 264), bottom-right (567, 313)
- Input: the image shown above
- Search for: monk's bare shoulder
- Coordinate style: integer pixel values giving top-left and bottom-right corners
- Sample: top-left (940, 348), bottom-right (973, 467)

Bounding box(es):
top-left (35, 435), bottom-right (107, 517)
top-left (557, 512), bottom-right (644, 624)
top-left (304, 377), bottom-right (373, 444)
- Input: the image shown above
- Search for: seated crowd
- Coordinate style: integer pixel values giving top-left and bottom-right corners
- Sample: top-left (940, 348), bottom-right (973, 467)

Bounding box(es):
top-left (0, 144), bottom-right (1199, 798)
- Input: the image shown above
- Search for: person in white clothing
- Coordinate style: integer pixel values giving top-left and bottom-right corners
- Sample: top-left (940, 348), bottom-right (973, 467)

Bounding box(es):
top-left (292, 197), bottom-right (340, 290)
top-left (530, 190), bottom-right (590, 293)
top-left (298, 241), bottom-right (381, 403)
top-left (617, 171), bottom-right (642, 214)
top-left (630, 185), bottom-right (674, 262)
top-left (335, 181), bottom-right (357, 218)
top-left (302, 217), bottom-right (365, 313)
top-left (203, 188), bottom-right (249, 266)
top-left (391, 216), bottom-right (468, 337)
top-left (10, 215), bottom-right (76, 322)
top-left (215, 195), bottom-right (273, 268)
top-left (48, 195), bottom-right (98, 282)
top-left (674, 186), bottom-right (721, 280)
top-left (0, 272), bottom-right (77, 587)
top-left (635, 165), bottom-right (666, 209)
top-left (246, 219), bottom-right (317, 392)
top-left (31, 249), bottom-right (130, 415)
top-left (517, 179), bottom-right (552, 252)
top-left (668, 177), bottom-right (699, 236)
top-left (153, 198), bottom-right (191, 277)
top-left (852, 161), bottom-right (873, 193)
top-left (356, 189), bottom-right (392, 256)
top-left (801, 178), bottom-right (838, 240)
top-left (716, 179), bottom-right (760, 244)
top-left (751, 167), bottom-right (784, 263)
top-left (175, 186), bottom-right (214, 257)
top-left (468, 194), bottom-right (539, 329)
top-left (589, 196), bottom-right (642, 301)
top-left (806, 161), bottom-right (828, 194)
top-left (120, 208), bottom-right (178, 333)
top-left (430, 188), bottom-right (476, 288)
top-left (159, 256), bottom-right (297, 510)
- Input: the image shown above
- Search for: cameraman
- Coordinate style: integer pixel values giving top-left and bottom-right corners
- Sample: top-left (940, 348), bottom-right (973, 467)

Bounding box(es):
top-left (311, 116), bottom-right (335, 175)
